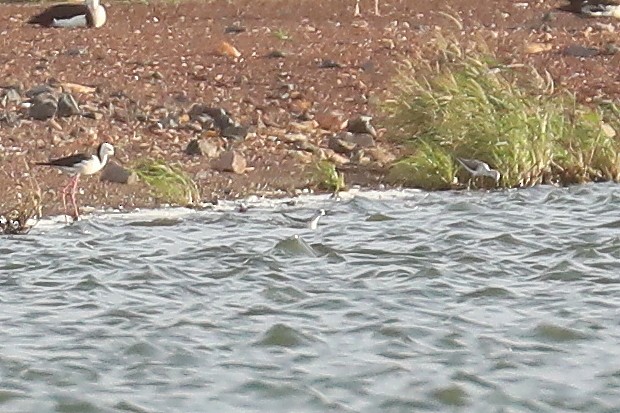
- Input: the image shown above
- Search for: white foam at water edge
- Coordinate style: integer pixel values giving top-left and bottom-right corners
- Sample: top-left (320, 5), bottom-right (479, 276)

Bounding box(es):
top-left (27, 188), bottom-right (424, 227)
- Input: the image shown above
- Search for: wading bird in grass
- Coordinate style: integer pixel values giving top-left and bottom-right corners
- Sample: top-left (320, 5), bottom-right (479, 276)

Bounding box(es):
top-left (354, 0), bottom-right (380, 16)
top-left (36, 143), bottom-right (114, 220)
top-left (456, 157), bottom-right (501, 188)
top-left (28, 0), bottom-right (107, 28)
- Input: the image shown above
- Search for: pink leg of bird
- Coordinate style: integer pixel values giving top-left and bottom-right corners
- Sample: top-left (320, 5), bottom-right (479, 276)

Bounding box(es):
top-left (375, 0), bottom-right (380, 16)
top-left (70, 175), bottom-right (81, 219)
top-left (61, 177), bottom-right (75, 219)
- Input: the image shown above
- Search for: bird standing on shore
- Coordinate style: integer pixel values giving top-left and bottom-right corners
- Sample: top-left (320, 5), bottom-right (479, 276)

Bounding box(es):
top-left (28, 0), bottom-right (107, 28)
top-left (354, 0), bottom-right (380, 17)
top-left (36, 142), bottom-right (114, 220)
top-left (456, 157), bottom-right (501, 188)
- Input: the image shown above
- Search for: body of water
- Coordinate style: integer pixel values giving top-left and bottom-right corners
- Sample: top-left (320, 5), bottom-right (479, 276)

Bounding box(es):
top-left (1, 184), bottom-right (620, 412)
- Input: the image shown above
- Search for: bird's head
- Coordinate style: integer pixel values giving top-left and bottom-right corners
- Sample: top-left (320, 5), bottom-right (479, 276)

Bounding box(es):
top-left (489, 170), bottom-right (501, 182)
top-left (98, 142), bottom-right (115, 159)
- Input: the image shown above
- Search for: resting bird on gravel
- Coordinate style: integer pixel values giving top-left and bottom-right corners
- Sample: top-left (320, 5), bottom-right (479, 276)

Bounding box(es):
top-left (354, 0), bottom-right (380, 16)
top-left (558, 0), bottom-right (620, 17)
top-left (28, 0), bottom-right (107, 28)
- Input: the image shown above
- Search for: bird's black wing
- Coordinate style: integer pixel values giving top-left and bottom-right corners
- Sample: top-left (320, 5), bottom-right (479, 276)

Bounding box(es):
top-left (36, 153), bottom-right (90, 167)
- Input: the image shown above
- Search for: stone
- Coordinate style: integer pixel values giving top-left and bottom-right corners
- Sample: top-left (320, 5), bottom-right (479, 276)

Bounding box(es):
top-left (56, 93), bottom-right (80, 117)
top-left (204, 107), bottom-right (236, 130)
top-left (563, 45), bottom-right (598, 57)
top-left (266, 50), bottom-right (287, 58)
top-left (212, 150), bottom-right (247, 174)
top-left (224, 25), bottom-right (246, 34)
top-left (1, 87), bottom-right (21, 106)
top-left (347, 115), bottom-right (377, 137)
top-left (328, 133), bottom-right (357, 154)
top-left (282, 133), bottom-right (308, 143)
top-left (29, 93), bottom-right (57, 120)
top-left (25, 84), bottom-right (57, 98)
top-left (221, 125), bottom-right (249, 141)
top-left (100, 161), bottom-right (138, 184)
top-left (347, 132), bottom-right (375, 148)
top-left (185, 138), bottom-right (220, 157)
top-left (316, 109), bottom-right (346, 131)
top-left (318, 59), bottom-right (342, 69)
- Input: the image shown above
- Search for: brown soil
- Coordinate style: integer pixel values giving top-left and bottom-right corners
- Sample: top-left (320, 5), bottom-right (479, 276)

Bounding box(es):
top-left (1, 0), bottom-right (619, 217)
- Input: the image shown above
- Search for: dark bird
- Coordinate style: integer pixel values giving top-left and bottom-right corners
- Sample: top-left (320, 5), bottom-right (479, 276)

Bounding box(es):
top-left (36, 142), bottom-right (114, 220)
top-left (28, 0), bottom-right (107, 28)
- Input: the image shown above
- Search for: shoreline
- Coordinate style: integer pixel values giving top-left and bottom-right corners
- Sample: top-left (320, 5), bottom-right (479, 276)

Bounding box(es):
top-left (2, 0), bottom-right (620, 222)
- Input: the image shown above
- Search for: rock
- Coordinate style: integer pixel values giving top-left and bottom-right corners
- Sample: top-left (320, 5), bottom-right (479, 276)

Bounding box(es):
top-left (25, 84), bottom-right (57, 98)
top-left (602, 122), bottom-right (616, 138)
top-left (212, 150), bottom-right (247, 174)
top-left (365, 147), bottom-right (395, 165)
top-left (221, 125), bottom-right (249, 141)
top-left (224, 25), bottom-right (246, 34)
top-left (204, 107), bottom-right (236, 130)
top-left (61, 82), bottom-right (96, 94)
top-left (185, 138), bottom-right (220, 157)
top-left (347, 115), bottom-right (377, 137)
top-left (282, 133), bottom-right (308, 143)
top-left (328, 133), bottom-right (357, 154)
top-left (563, 45), bottom-right (599, 57)
top-left (316, 110), bottom-right (346, 131)
top-left (81, 111), bottom-right (103, 120)
top-left (266, 50), bottom-right (287, 58)
top-left (347, 132), bottom-right (375, 148)
top-left (29, 93), bottom-right (57, 120)
top-left (318, 59), bottom-right (342, 69)
top-left (1, 87), bottom-right (21, 107)
top-left (57, 93), bottom-right (80, 117)
top-left (190, 105), bottom-right (238, 131)
top-left (100, 161), bottom-right (138, 184)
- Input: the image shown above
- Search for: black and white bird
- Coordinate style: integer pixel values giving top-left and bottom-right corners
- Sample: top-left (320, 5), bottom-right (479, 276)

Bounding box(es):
top-left (28, 0), bottom-right (107, 29)
top-left (282, 209), bottom-right (326, 230)
top-left (354, 0), bottom-right (380, 16)
top-left (558, 0), bottom-right (620, 17)
top-left (456, 157), bottom-right (501, 186)
top-left (36, 142), bottom-right (114, 219)
top-left (306, 209), bottom-right (326, 230)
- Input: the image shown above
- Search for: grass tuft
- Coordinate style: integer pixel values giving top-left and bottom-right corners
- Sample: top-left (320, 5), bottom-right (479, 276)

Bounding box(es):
top-left (132, 159), bottom-right (200, 205)
top-left (313, 160), bottom-right (345, 193)
top-left (1, 159), bottom-right (42, 235)
top-left (381, 32), bottom-right (620, 189)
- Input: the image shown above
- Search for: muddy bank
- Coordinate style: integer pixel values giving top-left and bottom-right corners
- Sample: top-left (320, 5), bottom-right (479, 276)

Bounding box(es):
top-left (1, 0), bottom-right (619, 217)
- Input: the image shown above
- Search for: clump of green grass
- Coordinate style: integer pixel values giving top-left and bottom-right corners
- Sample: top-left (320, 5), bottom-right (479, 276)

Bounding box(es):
top-left (132, 159), bottom-right (200, 205)
top-left (382, 33), bottom-right (620, 189)
top-left (272, 28), bottom-right (292, 41)
top-left (313, 160), bottom-right (345, 193)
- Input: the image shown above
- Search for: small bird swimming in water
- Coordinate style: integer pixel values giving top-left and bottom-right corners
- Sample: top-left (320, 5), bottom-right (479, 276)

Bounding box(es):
top-left (306, 209), bottom-right (326, 230)
top-left (281, 209), bottom-right (326, 230)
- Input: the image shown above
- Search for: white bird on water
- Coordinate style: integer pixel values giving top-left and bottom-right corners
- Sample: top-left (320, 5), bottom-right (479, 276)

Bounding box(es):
top-left (354, 0), bottom-right (380, 16)
top-left (306, 209), bottom-right (326, 230)
top-left (35, 142), bottom-right (115, 220)
top-left (456, 157), bottom-right (501, 185)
